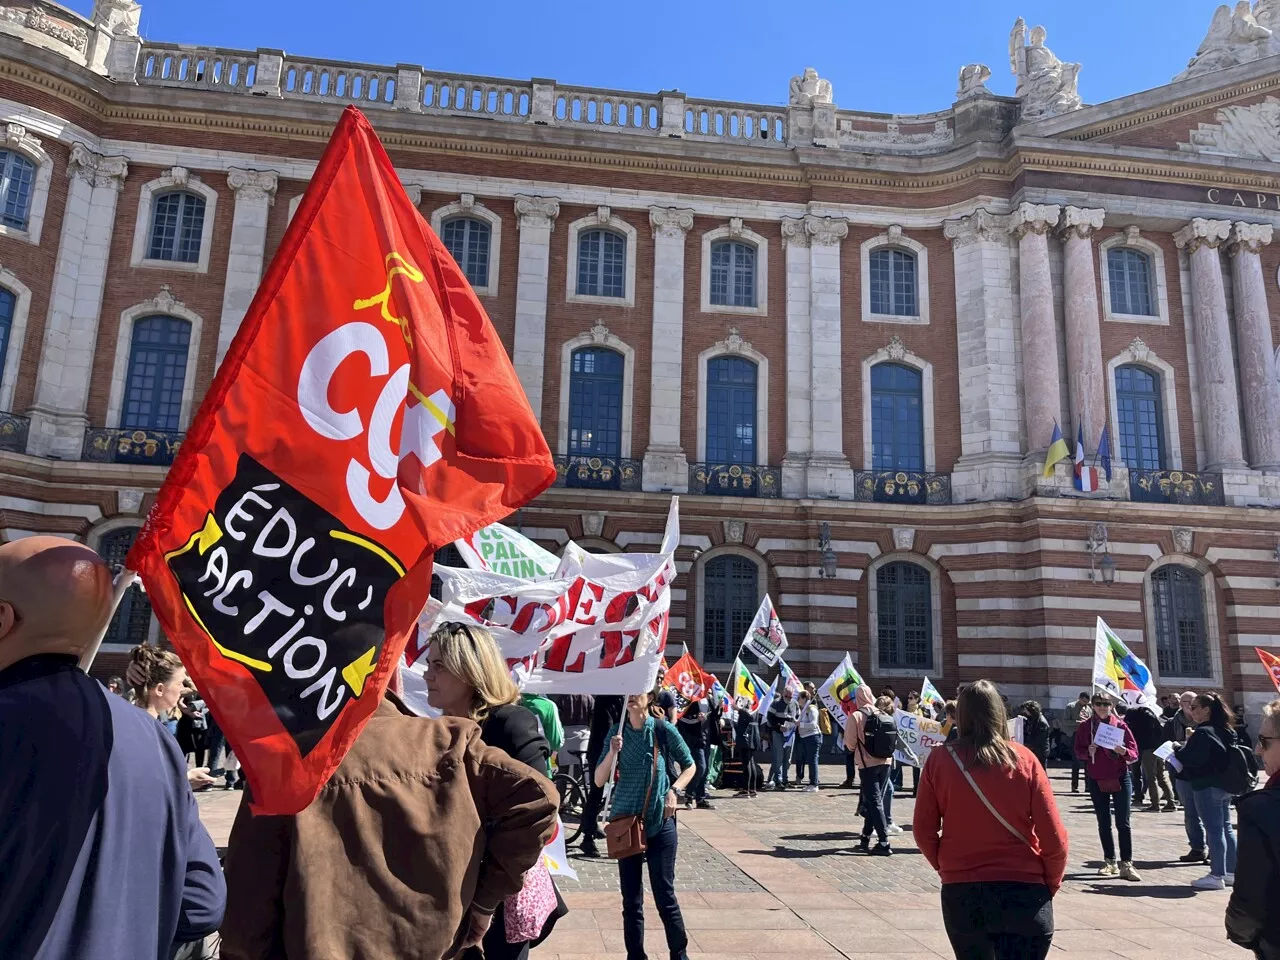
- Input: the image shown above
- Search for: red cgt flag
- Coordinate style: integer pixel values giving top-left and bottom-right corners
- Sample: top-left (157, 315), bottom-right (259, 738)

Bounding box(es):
top-left (127, 107), bottom-right (554, 814)
top-left (1258, 647), bottom-right (1280, 694)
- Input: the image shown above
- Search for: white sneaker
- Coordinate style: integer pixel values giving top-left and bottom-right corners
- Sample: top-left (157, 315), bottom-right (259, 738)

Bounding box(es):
top-left (1191, 874), bottom-right (1226, 891)
top-left (887, 824), bottom-right (904, 835)
top-left (1224, 873), bottom-right (1235, 887)
top-left (803, 785), bottom-right (819, 793)
top-left (1098, 860), bottom-right (1119, 877)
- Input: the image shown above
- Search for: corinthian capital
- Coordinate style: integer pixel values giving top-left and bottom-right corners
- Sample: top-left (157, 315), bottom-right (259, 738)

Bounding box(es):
top-left (1008, 202), bottom-right (1061, 239)
top-left (227, 168), bottom-right (279, 204)
top-left (1059, 206), bottom-right (1105, 239)
top-left (1227, 221), bottom-right (1274, 256)
top-left (943, 208), bottom-right (1010, 247)
top-left (804, 214), bottom-right (849, 246)
top-left (514, 195), bottom-right (560, 230)
top-left (1173, 217), bottom-right (1232, 253)
top-left (649, 206), bottom-right (695, 239)
top-left (67, 142), bottom-right (128, 190)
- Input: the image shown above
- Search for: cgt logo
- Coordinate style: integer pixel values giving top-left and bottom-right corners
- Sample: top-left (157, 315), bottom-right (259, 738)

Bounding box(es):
top-left (296, 252), bottom-right (457, 531)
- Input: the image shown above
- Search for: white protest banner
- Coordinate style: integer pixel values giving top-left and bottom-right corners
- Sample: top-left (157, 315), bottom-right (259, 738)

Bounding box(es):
top-left (453, 522), bottom-right (559, 579)
top-left (1008, 715), bottom-right (1025, 745)
top-left (1092, 721), bottom-right (1126, 751)
top-left (893, 709), bottom-right (947, 767)
top-left (740, 595), bottom-right (788, 667)
top-left (403, 498), bottom-right (679, 696)
top-left (818, 653), bottom-right (865, 730)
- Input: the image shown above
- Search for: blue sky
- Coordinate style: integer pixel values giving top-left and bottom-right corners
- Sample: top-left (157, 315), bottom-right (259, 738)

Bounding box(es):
top-left (68, 1), bottom-right (1223, 115)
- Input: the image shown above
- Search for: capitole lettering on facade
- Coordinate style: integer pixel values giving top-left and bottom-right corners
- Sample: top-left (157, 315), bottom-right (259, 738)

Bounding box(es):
top-left (1205, 187), bottom-right (1280, 209)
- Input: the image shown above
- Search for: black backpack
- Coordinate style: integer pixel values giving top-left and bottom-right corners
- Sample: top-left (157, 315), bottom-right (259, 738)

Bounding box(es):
top-left (1221, 737), bottom-right (1260, 796)
top-left (862, 709), bottom-right (899, 760)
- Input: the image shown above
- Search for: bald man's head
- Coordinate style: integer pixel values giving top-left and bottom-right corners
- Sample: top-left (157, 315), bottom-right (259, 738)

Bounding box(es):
top-left (0, 537), bottom-right (114, 671)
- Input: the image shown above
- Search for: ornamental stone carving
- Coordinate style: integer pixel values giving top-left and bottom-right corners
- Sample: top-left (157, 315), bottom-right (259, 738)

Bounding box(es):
top-left (1009, 18), bottom-right (1082, 121)
top-left (719, 327), bottom-right (751, 355)
top-left (514, 195), bottom-right (560, 229)
top-left (727, 217), bottom-right (745, 239)
top-left (649, 206), bottom-right (695, 238)
top-left (0, 4), bottom-right (89, 52)
top-left (1008, 202), bottom-right (1061, 239)
top-left (804, 214), bottom-right (848, 246)
top-left (227, 168), bottom-right (279, 203)
top-left (1174, 218), bottom-right (1233, 252)
top-left (723, 519), bottom-right (746, 544)
top-left (117, 487), bottom-right (145, 514)
top-left (1228, 221), bottom-right (1274, 255)
top-left (780, 217), bottom-right (809, 247)
top-left (459, 192), bottom-right (476, 211)
top-left (837, 120), bottom-right (953, 152)
top-left (1060, 206), bottom-right (1106, 238)
top-left (885, 335), bottom-right (908, 362)
top-left (893, 527), bottom-right (916, 551)
top-left (943, 209), bottom-right (1010, 246)
top-left (1127, 336), bottom-right (1151, 363)
top-left (67, 142), bottom-right (127, 189)
top-left (1181, 96), bottom-right (1280, 161)
top-left (589, 320), bottom-right (610, 344)
top-left (152, 284), bottom-right (183, 313)
top-left (93, 0), bottom-right (141, 36)
top-left (1172, 526), bottom-right (1195, 554)
top-left (582, 512), bottom-right (605, 538)
top-left (788, 67), bottom-right (833, 106)
top-left (401, 183), bottom-right (423, 207)
top-left (1177, 1), bottom-right (1279, 81)
top-left (594, 205), bottom-right (611, 224)
top-left (957, 64), bottom-right (992, 100)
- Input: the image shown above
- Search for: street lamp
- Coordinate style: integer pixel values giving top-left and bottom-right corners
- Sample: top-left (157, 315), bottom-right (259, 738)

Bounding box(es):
top-left (1087, 522), bottom-right (1115, 585)
top-left (817, 521), bottom-right (838, 579)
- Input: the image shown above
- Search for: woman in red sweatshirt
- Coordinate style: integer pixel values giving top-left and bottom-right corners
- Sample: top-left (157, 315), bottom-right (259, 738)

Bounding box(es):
top-left (1073, 692), bottom-right (1141, 881)
top-left (914, 680), bottom-right (1068, 960)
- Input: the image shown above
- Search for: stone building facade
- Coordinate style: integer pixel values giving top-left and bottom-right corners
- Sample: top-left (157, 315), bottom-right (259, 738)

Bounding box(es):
top-left (0, 1), bottom-right (1278, 713)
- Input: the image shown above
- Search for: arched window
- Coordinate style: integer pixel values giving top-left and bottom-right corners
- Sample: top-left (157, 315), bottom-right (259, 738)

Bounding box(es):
top-left (1107, 248), bottom-right (1155, 317)
top-left (441, 217), bottom-right (491, 288)
top-left (703, 555), bottom-right (758, 661)
top-left (0, 149), bottom-right (35, 230)
top-left (869, 248), bottom-right (917, 317)
top-left (122, 316), bottom-right (191, 431)
top-left (871, 362), bottom-right (924, 471)
top-left (568, 347), bottom-right (624, 457)
top-left (100, 527), bottom-right (153, 645)
top-left (430, 543), bottom-right (465, 601)
top-left (877, 561), bottom-right (933, 670)
top-left (710, 240), bottom-right (756, 308)
top-left (147, 191), bottom-right (206, 263)
top-left (706, 356), bottom-right (757, 464)
top-left (1151, 565), bottom-right (1209, 678)
top-left (0, 287), bottom-right (13, 391)
top-left (576, 229), bottom-right (626, 298)
top-left (1115, 364), bottom-right (1165, 470)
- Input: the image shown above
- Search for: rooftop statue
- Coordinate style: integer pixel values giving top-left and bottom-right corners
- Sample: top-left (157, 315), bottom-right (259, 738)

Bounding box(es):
top-left (1009, 18), bottom-right (1082, 121)
top-left (957, 64), bottom-right (992, 100)
top-left (1177, 1), bottom-right (1279, 80)
top-left (788, 67), bottom-right (833, 107)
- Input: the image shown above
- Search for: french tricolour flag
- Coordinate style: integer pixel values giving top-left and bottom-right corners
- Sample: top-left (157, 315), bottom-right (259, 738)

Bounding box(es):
top-left (1073, 423), bottom-right (1100, 492)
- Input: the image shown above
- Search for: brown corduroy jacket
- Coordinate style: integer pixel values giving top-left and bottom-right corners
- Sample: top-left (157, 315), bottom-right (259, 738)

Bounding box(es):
top-left (219, 694), bottom-right (558, 960)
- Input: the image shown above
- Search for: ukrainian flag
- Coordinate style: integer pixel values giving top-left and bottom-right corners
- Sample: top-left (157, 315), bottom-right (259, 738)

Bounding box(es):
top-left (1043, 421), bottom-right (1070, 478)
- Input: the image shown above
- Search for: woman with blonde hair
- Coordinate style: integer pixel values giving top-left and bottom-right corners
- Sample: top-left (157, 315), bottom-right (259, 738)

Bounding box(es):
top-left (424, 622), bottom-right (561, 960)
top-left (914, 680), bottom-right (1069, 960)
top-left (128, 644), bottom-right (217, 790)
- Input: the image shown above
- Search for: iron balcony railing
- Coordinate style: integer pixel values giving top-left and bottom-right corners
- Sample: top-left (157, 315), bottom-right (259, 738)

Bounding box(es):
top-left (553, 455), bottom-right (642, 492)
top-left (82, 428), bottom-right (184, 467)
top-left (0, 411), bottom-right (29, 453)
top-left (688, 462), bottom-right (781, 498)
top-left (855, 470), bottom-right (952, 505)
top-left (1129, 469), bottom-right (1225, 506)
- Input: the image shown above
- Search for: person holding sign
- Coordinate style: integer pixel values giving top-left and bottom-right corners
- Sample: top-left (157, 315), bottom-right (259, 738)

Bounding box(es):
top-left (1073, 693), bottom-right (1140, 881)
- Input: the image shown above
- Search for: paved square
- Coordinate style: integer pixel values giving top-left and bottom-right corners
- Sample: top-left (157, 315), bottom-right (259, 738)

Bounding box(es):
top-left (198, 761), bottom-right (1254, 958)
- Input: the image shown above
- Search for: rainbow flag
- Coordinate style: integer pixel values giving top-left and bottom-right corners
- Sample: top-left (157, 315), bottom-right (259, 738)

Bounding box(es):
top-left (730, 657), bottom-right (761, 712)
top-left (920, 677), bottom-right (945, 712)
top-left (778, 659), bottom-right (804, 698)
top-left (1092, 616), bottom-right (1157, 707)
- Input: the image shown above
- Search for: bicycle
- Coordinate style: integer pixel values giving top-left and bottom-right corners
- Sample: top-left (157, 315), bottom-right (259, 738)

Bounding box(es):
top-left (553, 748), bottom-right (593, 846)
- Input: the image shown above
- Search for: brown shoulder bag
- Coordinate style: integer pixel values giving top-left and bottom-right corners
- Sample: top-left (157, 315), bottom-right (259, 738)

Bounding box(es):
top-left (603, 739), bottom-right (660, 859)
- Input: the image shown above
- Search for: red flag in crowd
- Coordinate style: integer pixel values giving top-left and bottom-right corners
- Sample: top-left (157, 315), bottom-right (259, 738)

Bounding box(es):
top-left (1258, 647), bottom-right (1280, 694)
top-left (666, 648), bottom-right (714, 715)
top-left (126, 106), bottom-right (555, 815)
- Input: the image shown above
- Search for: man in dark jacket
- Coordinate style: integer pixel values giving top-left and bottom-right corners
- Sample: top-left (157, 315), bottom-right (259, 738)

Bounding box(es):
top-left (0, 537), bottom-right (226, 960)
top-left (677, 697), bottom-right (718, 809)
top-left (1227, 698), bottom-right (1280, 959)
top-left (1127, 704), bottom-right (1176, 811)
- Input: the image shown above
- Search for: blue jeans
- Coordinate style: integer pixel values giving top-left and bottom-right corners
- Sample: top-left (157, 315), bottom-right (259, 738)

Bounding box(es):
top-left (618, 817), bottom-right (689, 960)
top-left (1193, 786), bottom-right (1237, 877)
top-left (1176, 777), bottom-right (1205, 851)
top-left (769, 734), bottom-right (793, 786)
top-left (884, 763), bottom-right (896, 826)
top-left (205, 719), bottom-right (226, 777)
top-left (797, 736), bottom-right (820, 785)
top-left (687, 745), bottom-right (708, 801)
top-left (1088, 774), bottom-right (1133, 862)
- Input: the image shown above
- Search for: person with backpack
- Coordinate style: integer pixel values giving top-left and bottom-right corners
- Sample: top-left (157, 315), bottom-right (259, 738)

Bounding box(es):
top-left (914, 681), bottom-right (1069, 960)
top-left (844, 683), bottom-right (896, 855)
top-left (1172, 692), bottom-right (1253, 890)
top-left (1073, 693), bottom-right (1141, 881)
top-left (1227, 697), bottom-right (1280, 959)
top-left (1126, 702), bottom-right (1176, 812)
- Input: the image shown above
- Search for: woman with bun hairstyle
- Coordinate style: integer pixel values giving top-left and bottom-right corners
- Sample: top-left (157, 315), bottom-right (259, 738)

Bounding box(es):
top-left (129, 645), bottom-right (215, 789)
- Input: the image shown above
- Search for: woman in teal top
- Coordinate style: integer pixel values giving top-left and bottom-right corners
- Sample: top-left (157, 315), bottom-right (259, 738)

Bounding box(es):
top-left (595, 690), bottom-right (695, 960)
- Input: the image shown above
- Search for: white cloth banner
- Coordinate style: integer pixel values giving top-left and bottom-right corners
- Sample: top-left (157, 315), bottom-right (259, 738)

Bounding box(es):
top-left (453, 522), bottom-right (559, 579)
top-left (740, 594), bottom-right (788, 667)
top-left (402, 498), bottom-right (680, 697)
top-left (893, 709), bottom-right (947, 767)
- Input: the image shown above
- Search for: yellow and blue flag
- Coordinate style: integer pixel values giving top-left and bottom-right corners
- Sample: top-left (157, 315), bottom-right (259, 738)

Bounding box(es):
top-left (1043, 421), bottom-right (1071, 478)
top-left (730, 657), bottom-right (761, 712)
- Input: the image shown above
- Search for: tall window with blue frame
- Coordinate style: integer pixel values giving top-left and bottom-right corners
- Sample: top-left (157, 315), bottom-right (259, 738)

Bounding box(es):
top-left (441, 217), bottom-right (491, 289)
top-left (567, 347), bottom-right (624, 488)
top-left (148, 191), bottom-right (206, 263)
top-left (869, 248), bottom-right (918, 317)
top-left (576, 229), bottom-right (626, 298)
top-left (100, 527), bottom-right (154, 645)
top-left (122, 316), bottom-right (191, 431)
top-left (877, 561), bottom-right (933, 671)
top-left (1151, 565), bottom-right (1209, 678)
top-left (870, 362), bottom-right (924, 471)
top-left (0, 287), bottom-right (13, 395)
top-left (0, 149), bottom-right (35, 230)
top-left (1107, 248), bottom-right (1155, 316)
top-left (1115, 364), bottom-right (1165, 470)
top-left (703, 555), bottom-right (757, 662)
top-left (709, 240), bottom-right (756, 308)
top-left (706, 357), bottom-right (757, 465)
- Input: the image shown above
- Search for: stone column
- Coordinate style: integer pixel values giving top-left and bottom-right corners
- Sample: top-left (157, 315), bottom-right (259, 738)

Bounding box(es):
top-left (27, 144), bottom-right (128, 459)
top-left (643, 206), bottom-right (695, 491)
top-left (1059, 206), bottom-right (1107, 449)
top-left (1174, 218), bottom-right (1247, 471)
top-left (512, 196), bottom-right (559, 426)
top-left (1009, 202), bottom-right (1063, 457)
top-left (215, 169), bottom-right (278, 369)
top-left (944, 209), bottom-right (1024, 500)
top-left (1227, 221), bottom-right (1280, 471)
top-left (780, 217), bottom-right (811, 497)
top-left (804, 215), bottom-right (853, 497)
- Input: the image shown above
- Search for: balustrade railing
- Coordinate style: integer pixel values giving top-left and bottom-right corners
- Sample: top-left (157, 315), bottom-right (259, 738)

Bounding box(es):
top-left (82, 428), bottom-right (183, 467)
top-left (1129, 469), bottom-right (1225, 506)
top-left (688, 463), bottom-right (781, 498)
top-left (855, 470), bottom-right (952, 505)
top-left (0, 411), bottom-right (29, 453)
top-left (139, 43), bottom-right (257, 93)
top-left (422, 73), bottom-right (532, 120)
top-left (554, 455), bottom-right (642, 492)
top-left (684, 99), bottom-right (787, 144)
top-left (555, 86), bottom-right (661, 134)
top-left (282, 58), bottom-right (397, 106)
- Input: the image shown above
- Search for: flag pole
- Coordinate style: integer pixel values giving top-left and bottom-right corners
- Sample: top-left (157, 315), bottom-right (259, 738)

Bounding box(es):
top-left (79, 568), bottom-right (139, 673)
